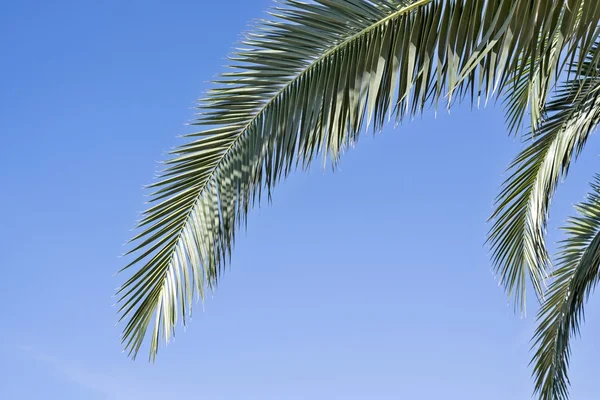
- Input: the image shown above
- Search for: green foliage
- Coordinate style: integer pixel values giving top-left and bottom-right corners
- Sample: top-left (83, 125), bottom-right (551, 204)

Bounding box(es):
top-left (532, 176), bottom-right (600, 400)
top-left (117, 7), bottom-right (600, 400)
top-left (526, 44), bottom-right (600, 400)
top-left (489, 42), bottom-right (600, 313)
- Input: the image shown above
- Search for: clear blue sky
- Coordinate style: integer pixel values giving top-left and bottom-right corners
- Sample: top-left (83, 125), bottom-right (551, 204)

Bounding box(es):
top-left (1, 1), bottom-right (600, 399)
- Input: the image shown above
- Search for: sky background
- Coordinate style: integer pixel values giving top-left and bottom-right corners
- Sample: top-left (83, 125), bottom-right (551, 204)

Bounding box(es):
top-left (2, 1), bottom-right (600, 399)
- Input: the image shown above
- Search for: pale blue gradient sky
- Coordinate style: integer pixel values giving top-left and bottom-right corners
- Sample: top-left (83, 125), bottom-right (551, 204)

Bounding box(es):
top-left (1, 1), bottom-right (600, 399)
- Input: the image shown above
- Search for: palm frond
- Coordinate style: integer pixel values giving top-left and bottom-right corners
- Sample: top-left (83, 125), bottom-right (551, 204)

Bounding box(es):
top-left (489, 41), bottom-right (600, 312)
top-left (501, 0), bottom-right (600, 138)
top-left (502, 30), bottom-right (561, 136)
top-left (119, 0), bottom-right (600, 360)
top-left (532, 176), bottom-right (600, 400)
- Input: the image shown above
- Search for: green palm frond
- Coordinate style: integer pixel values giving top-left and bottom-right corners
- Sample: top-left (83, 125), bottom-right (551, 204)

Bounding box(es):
top-left (119, 0), bottom-right (600, 360)
top-left (489, 41), bottom-right (600, 312)
top-left (532, 176), bottom-right (600, 400)
top-left (502, 29), bottom-right (562, 136)
top-left (501, 0), bottom-right (600, 138)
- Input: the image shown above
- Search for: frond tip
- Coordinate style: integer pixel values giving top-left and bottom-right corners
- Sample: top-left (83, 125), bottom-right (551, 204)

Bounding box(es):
top-left (489, 40), bottom-right (600, 314)
top-left (532, 176), bottom-right (600, 400)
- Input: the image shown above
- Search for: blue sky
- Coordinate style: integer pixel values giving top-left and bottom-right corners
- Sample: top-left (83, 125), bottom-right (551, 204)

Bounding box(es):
top-left (1, 1), bottom-right (600, 399)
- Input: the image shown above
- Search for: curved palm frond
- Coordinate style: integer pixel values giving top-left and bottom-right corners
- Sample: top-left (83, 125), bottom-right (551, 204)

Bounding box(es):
top-left (502, 29), bottom-right (562, 136)
top-left (502, 0), bottom-right (600, 138)
top-left (532, 176), bottom-right (600, 400)
top-left (119, 0), bottom-right (600, 360)
top-left (489, 41), bottom-right (600, 311)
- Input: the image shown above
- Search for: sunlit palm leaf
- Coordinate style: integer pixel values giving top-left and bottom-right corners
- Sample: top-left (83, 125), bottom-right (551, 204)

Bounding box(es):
top-left (532, 176), bottom-right (600, 400)
top-left (119, 0), bottom-right (600, 360)
top-left (502, 0), bottom-right (600, 138)
top-left (489, 42), bottom-right (600, 313)
top-left (502, 29), bottom-right (563, 136)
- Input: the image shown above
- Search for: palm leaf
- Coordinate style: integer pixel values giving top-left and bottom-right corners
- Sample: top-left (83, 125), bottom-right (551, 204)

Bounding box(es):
top-left (119, 0), bottom-right (600, 360)
top-left (532, 176), bottom-right (600, 400)
top-left (501, 0), bottom-right (600, 138)
top-left (489, 41), bottom-right (600, 313)
top-left (502, 28), bottom-right (562, 136)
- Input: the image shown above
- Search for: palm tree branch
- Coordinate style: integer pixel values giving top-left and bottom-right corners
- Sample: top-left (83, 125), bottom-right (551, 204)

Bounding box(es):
top-left (532, 176), bottom-right (600, 400)
top-left (119, 0), bottom-right (600, 360)
top-left (489, 41), bottom-right (600, 312)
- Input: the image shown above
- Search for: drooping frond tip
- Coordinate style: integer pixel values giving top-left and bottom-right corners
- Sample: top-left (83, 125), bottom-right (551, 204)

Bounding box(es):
top-left (488, 38), bottom-right (600, 316)
top-left (532, 174), bottom-right (600, 400)
top-left (118, 0), bottom-right (600, 360)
